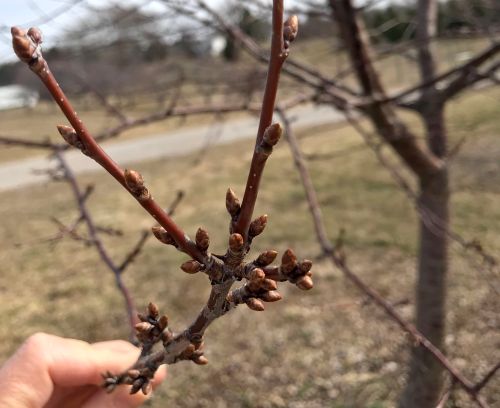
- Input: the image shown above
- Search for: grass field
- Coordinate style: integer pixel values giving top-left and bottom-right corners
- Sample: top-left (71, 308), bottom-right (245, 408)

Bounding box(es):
top-left (0, 85), bottom-right (499, 407)
top-left (0, 37), bottom-right (495, 164)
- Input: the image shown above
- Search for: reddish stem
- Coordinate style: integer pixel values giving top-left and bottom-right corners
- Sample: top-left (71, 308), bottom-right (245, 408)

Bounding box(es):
top-left (26, 55), bottom-right (203, 262)
top-left (234, 0), bottom-right (286, 239)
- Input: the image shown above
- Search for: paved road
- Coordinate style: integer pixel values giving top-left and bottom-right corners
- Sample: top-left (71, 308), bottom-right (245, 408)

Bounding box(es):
top-left (0, 104), bottom-right (344, 192)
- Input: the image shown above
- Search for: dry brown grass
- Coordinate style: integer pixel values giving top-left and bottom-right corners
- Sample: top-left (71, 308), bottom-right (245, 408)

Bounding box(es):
top-left (0, 87), bottom-right (499, 407)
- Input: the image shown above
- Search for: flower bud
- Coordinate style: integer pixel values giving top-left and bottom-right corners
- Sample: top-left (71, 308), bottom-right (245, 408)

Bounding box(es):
top-left (135, 322), bottom-right (153, 333)
top-left (246, 297), bottom-right (265, 311)
top-left (260, 290), bottom-right (282, 302)
top-left (57, 125), bottom-right (79, 146)
top-left (11, 27), bottom-right (36, 63)
top-left (281, 248), bottom-right (297, 274)
top-left (225, 188), bottom-right (241, 216)
top-left (229, 233), bottom-right (244, 252)
top-left (147, 302), bottom-right (159, 318)
top-left (296, 275), bottom-right (314, 290)
top-left (158, 315), bottom-right (169, 330)
top-left (124, 169), bottom-right (144, 191)
top-left (141, 381), bottom-right (152, 395)
top-left (130, 378), bottom-right (143, 395)
top-left (249, 214), bottom-right (267, 237)
top-left (195, 227), bottom-right (210, 252)
top-left (193, 355), bottom-right (209, 365)
top-left (255, 250), bottom-right (278, 266)
top-left (261, 278), bottom-right (278, 291)
top-left (181, 260), bottom-right (202, 274)
top-left (263, 123), bottom-right (282, 146)
top-left (127, 369), bottom-right (140, 379)
top-left (299, 259), bottom-right (313, 273)
top-left (249, 268), bottom-right (265, 281)
top-left (151, 226), bottom-right (176, 246)
top-left (27, 27), bottom-right (43, 45)
top-left (284, 15), bottom-right (299, 43)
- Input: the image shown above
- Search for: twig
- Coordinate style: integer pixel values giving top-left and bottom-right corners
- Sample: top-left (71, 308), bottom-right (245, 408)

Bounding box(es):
top-left (473, 362), bottom-right (500, 393)
top-left (54, 150), bottom-right (138, 339)
top-left (279, 113), bottom-right (489, 407)
top-left (11, 26), bottom-right (204, 262)
top-left (118, 190), bottom-right (185, 273)
top-left (231, 0), bottom-right (291, 238)
top-left (0, 135), bottom-right (62, 150)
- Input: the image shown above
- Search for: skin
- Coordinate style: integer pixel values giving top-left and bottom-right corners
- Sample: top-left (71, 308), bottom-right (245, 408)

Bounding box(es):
top-left (0, 333), bottom-right (167, 408)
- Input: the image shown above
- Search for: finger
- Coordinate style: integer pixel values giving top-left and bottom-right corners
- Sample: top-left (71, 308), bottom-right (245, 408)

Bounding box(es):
top-left (0, 333), bottom-right (141, 407)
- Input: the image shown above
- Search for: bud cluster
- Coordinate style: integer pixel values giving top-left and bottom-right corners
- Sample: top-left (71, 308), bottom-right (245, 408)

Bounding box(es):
top-left (281, 249), bottom-right (314, 290)
top-left (227, 267), bottom-right (281, 311)
top-left (176, 341), bottom-right (209, 366)
top-left (135, 302), bottom-right (170, 346)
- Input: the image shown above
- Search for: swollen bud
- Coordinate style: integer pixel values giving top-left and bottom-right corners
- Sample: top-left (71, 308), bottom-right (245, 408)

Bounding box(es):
top-left (181, 260), bottom-right (202, 274)
top-left (151, 226), bottom-right (176, 246)
top-left (229, 233), bottom-right (244, 252)
top-left (249, 268), bottom-right (265, 282)
top-left (299, 259), bottom-right (313, 273)
top-left (141, 382), bottom-right (152, 395)
top-left (127, 369), bottom-right (140, 379)
top-left (261, 278), bottom-right (278, 291)
top-left (246, 297), bottom-right (265, 311)
top-left (255, 250), bottom-right (278, 266)
top-left (27, 27), bottom-right (43, 45)
top-left (281, 249), bottom-right (297, 274)
top-left (124, 169), bottom-right (144, 191)
top-left (195, 228), bottom-right (210, 252)
top-left (260, 290), bottom-right (282, 302)
top-left (57, 125), bottom-right (78, 146)
top-left (296, 275), bottom-right (314, 290)
top-left (225, 188), bottom-right (241, 216)
top-left (263, 123), bottom-right (282, 147)
top-left (284, 15), bottom-right (299, 43)
top-left (158, 315), bottom-right (169, 330)
top-left (11, 27), bottom-right (36, 63)
top-left (135, 322), bottom-right (153, 333)
top-left (194, 355), bottom-right (209, 365)
top-left (148, 302), bottom-right (159, 318)
top-left (249, 214), bottom-right (268, 238)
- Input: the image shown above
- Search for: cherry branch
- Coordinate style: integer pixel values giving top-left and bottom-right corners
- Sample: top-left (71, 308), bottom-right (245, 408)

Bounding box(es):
top-left (11, 26), bottom-right (203, 262)
top-left (232, 0), bottom-right (294, 238)
top-left (11, 2), bottom-right (316, 397)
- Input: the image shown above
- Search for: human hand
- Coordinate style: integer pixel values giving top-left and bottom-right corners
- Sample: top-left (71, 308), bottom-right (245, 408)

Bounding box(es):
top-left (0, 332), bottom-right (166, 408)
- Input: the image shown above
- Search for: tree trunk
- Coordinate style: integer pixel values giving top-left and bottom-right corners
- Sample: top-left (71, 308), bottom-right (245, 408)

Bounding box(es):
top-left (400, 1), bottom-right (450, 405)
top-left (401, 167), bottom-right (449, 408)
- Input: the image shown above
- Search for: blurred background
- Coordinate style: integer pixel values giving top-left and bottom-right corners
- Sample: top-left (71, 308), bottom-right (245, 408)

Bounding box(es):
top-left (0, 1), bottom-right (499, 407)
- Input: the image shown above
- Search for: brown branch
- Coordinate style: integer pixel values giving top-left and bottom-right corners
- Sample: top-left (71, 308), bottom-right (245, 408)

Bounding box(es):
top-left (232, 0), bottom-right (289, 239)
top-left (0, 135), bottom-right (62, 150)
top-left (54, 150), bottom-right (138, 339)
top-left (329, 0), bottom-right (442, 179)
top-left (279, 114), bottom-right (490, 407)
top-left (276, 108), bottom-right (332, 253)
top-left (12, 5), bottom-right (314, 398)
top-left (118, 190), bottom-right (185, 273)
top-left (11, 26), bottom-right (203, 263)
top-left (473, 362), bottom-right (500, 393)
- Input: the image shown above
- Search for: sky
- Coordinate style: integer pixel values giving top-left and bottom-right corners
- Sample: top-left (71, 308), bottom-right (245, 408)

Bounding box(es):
top-left (0, 0), bottom-right (392, 65)
top-left (0, 0), bottom-right (223, 64)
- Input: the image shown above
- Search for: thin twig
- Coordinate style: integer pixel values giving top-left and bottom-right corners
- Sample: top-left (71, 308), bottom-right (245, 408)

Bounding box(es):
top-left (280, 113), bottom-right (489, 407)
top-left (54, 150), bottom-right (138, 339)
